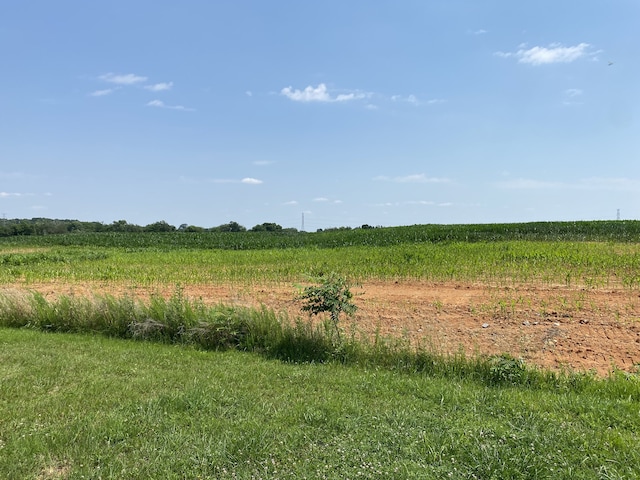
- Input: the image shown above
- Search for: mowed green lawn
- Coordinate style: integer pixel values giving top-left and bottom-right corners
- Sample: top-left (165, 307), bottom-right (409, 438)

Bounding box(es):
top-left (1, 328), bottom-right (639, 479)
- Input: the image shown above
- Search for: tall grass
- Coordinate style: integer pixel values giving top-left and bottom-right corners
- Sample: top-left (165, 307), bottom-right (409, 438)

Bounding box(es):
top-left (1, 289), bottom-right (637, 393)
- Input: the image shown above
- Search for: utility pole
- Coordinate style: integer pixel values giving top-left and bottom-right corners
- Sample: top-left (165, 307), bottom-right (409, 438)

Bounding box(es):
top-left (301, 212), bottom-right (305, 232)
top-left (617, 209), bottom-right (621, 221)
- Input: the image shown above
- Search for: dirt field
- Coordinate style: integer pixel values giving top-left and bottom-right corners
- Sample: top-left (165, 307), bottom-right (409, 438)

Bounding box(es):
top-left (19, 279), bottom-right (640, 376)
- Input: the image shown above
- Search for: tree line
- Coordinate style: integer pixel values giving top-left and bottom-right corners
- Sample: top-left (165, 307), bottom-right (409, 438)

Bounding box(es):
top-left (0, 218), bottom-right (298, 237)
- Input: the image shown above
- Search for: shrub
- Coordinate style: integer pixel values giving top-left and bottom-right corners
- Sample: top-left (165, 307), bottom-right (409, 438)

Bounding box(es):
top-left (297, 273), bottom-right (358, 339)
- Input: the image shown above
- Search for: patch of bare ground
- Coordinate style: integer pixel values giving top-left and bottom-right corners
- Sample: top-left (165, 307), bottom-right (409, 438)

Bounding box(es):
top-left (13, 279), bottom-right (640, 376)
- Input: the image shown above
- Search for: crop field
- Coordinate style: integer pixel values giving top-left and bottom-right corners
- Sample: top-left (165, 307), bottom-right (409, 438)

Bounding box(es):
top-left (1, 221), bottom-right (640, 375)
top-left (2, 222), bottom-right (640, 478)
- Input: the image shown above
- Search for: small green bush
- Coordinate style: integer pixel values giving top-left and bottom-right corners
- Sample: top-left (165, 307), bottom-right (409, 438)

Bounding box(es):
top-left (297, 272), bottom-right (357, 339)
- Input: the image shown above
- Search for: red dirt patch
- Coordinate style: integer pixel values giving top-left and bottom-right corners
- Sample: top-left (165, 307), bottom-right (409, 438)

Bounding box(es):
top-left (14, 280), bottom-right (640, 376)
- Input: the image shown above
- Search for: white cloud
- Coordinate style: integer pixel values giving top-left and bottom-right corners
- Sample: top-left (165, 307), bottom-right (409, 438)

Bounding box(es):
top-left (496, 43), bottom-right (593, 66)
top-left (565, 88), bottom-right (583, 97)
top-left (180, 176), bottom-right (261, 184)
top-left (312, 197), bottom-right (342, 204)
top-left (146, 99), bottom-right (194, 111)
top-left (99, 73), bottom-right (148, 85)
top-left (245, 91), bottom-right (253, 97)
top-left (89, 88), bottom-right (115, 97)
top-left (391, 94), bottom-right (445, 106)
top-left (144, 82), bottom-right (173, 92)
top-left (283, 200), bottom-right (298, 206)
top-left (281, 83), bottom-right (368, 103)
top-left (405, 200), bottom-right (436, 205)
top-left (241, 177), bottom-right (263, 185)
top-left (392, 94), bottom-right (419, 105)
top-left (470, 29), bottom-right (488, 35)
top-left (374, 174), bottom-right (451, 184)
top-left (282, 84), bottom-right (330, 102)
top-left (0, 192), bottom-right (24, 197)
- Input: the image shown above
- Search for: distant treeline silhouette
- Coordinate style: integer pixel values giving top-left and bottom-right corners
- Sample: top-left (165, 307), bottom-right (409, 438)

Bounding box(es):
top-left (0, 218), bottom-right (299, 237)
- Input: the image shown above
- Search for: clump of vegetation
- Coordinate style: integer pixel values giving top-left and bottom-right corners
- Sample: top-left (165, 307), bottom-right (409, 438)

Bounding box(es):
top-left (297, 272), bottom-right (358, 339)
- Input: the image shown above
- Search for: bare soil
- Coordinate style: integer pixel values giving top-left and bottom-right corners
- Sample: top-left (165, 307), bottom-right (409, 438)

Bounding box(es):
top-left (17, 280), bottom-right (640, 376)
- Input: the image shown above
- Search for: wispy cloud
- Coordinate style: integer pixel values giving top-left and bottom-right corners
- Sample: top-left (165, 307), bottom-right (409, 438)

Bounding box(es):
top-left (89, 88), bottom-right (115, 97)
top-left (146, 99), bottom-right (194, 111)
top-left (495, 43), bottom-right (594, 65)
top-left (0, 191), bottom-right (37, 198)
top-left (313, 197), bottom-right (342, 204)
top-left (281, 83), bottom-right (369, 103)
top-left (496, 177), bottom-right (640, 191)
top-left (99, 73), bottom-right (148, 85)
top-left (241, 177), bottom-right (263, 185)
top-left (144, 82), bottom-right (173, 92)
top-left (374, 174), bottom-right (452, 184)
top-left (283, 200), bottom-right (298, 206)
top-left (391, 94), bottom-right (419, 105)
top-left (391, 95), bottom-right (446, 106)
top-left (180, 176), bottom-right (263, 184)
top-left (468, 29), bottom-right (488, 35)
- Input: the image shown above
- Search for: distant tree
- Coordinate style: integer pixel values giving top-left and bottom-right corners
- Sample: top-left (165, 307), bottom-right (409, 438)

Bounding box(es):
top-left (144, 221), bottom-right (176, 232)
top-left (184, 225), bottom-right (205, 233)
top-left (13, 221), bottom-right (34, 235)
top-left (109, 220), bottom-right (137, 232)
top-left (250, 222), bottom-right (283, 232)
top-left (213, 221), bottom-right (246, 232)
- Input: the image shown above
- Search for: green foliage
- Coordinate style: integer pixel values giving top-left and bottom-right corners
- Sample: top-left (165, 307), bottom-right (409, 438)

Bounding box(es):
top-left (2, 237), bottom-right (640, 288)
top-left (298, 273), bottom-right (357, 338)
top-left (1, 328), bottom-right (640, 479)
top-left (488, 353), bottom-right (527, 385)
top-left (250, 222), bottom-right (283, 232)
top-left (143, 220), bottom-right (176, 232)
top-left (211, 221), bottom-right (247, 232)
top-left (5, 219), bottom-right (640, 245)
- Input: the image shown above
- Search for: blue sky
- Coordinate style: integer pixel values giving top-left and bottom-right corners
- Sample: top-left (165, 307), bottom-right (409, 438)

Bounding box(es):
top-left (1, 1), bottom-right (638, 230)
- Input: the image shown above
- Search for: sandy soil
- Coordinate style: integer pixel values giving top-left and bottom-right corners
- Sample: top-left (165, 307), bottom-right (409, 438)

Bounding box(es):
top-left (14, 280), bottom-right (640, 376)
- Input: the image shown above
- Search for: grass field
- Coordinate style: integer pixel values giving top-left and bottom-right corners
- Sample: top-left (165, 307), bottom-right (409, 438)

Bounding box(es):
top-left (1, 223), bottom-right (640, 478)
top-left (2, 328), bottom-right (639, 479)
